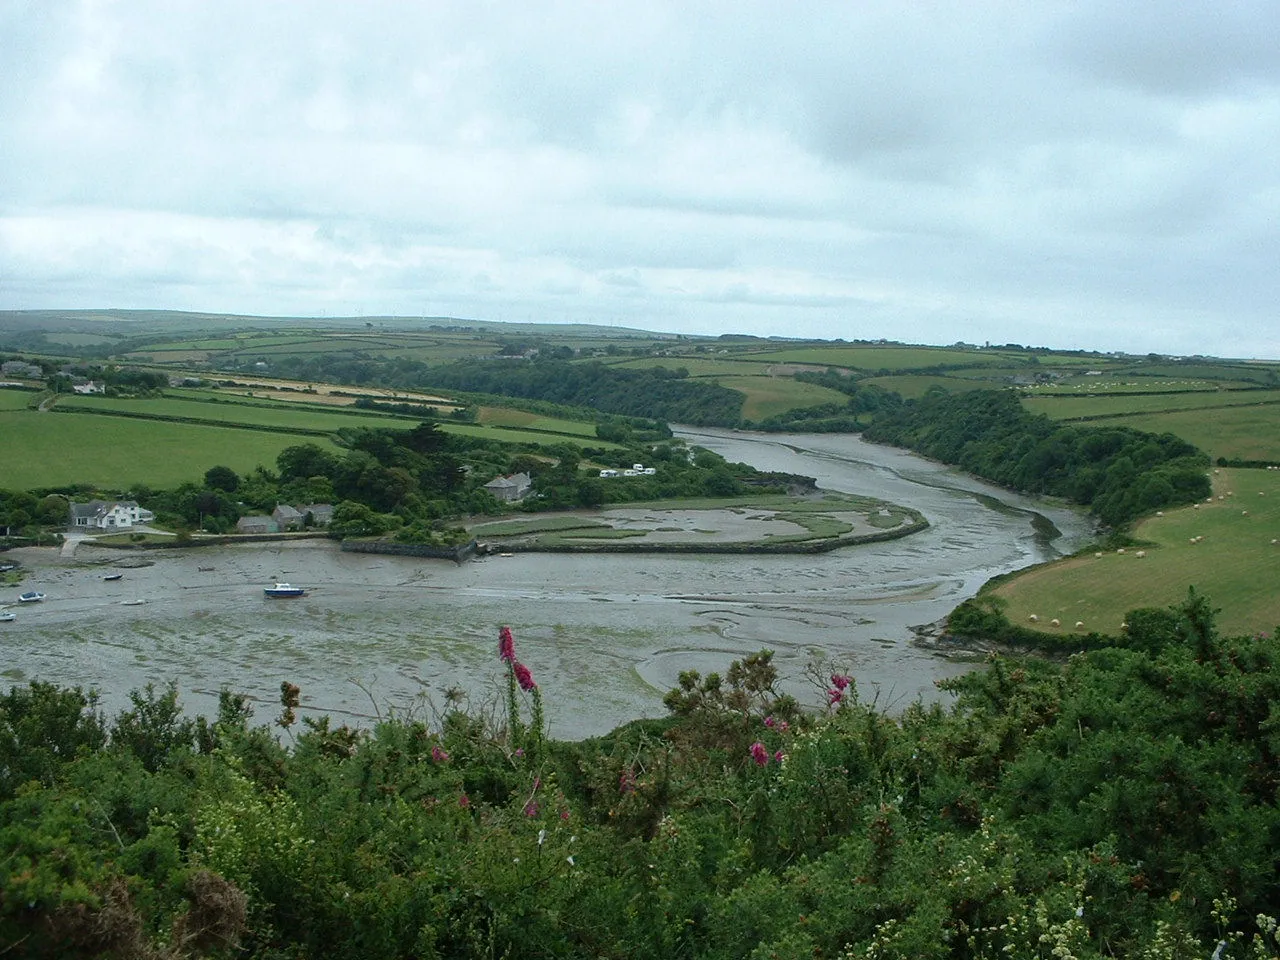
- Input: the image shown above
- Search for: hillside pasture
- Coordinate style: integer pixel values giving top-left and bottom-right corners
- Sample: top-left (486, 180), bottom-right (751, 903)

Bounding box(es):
top-left (0, 388), bottom-right (37, 411)
top-left (860, 375), bottom-right (998, 398)
top-left (991, 468), bottom-right (1280, 638)
top-left (715, 376), bottom-right (851, 421)
top-left (604, 357), bottom-right (774, 377)
top-left (734, 345), bottom-right (1005, 371)
top-left (476, 407), bottom-right (599, 437)
top-left (1100, 405), bottom-right (1280, 463)
top-left (0, 410), bottom-right (340, 490)
top-left (1022, 389), bottom-right (1280, 422)
top-left (53, 394), bottom-right (427, 433)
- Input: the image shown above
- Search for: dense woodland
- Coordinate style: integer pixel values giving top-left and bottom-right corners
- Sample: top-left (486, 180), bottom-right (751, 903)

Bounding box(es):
top-left (863, 390), bottom-right (1212, 527)
top-left (2, 596), bottom-right (1279, 958)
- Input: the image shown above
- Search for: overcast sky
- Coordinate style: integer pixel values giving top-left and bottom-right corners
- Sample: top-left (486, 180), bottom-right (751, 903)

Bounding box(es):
top-left (2, 2), bottom-right (1278, 358)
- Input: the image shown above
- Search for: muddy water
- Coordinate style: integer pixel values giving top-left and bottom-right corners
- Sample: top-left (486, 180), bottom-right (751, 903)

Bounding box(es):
top-left (1, 430), bottom-right (1093, 739)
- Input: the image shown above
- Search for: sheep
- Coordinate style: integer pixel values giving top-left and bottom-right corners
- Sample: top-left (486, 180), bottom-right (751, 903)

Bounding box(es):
top-left (1117, 547), bottom-right (1126, 554)
top-left (1074, 621), bottom-right (1085, 629)
top-left (1271, 539), bottom-right (1278, 545)
top-left (1242, 510), bottom-right (1249, 516)
top-left (1156, 511), bottom-right (1164, 517)
top-left (1094, 552), bottom-right (1103, 559)
top-left (1194, 503), bottom-right (1201, 509)
top-left (1028, 614), bottom-right (1039, 622)
top-left (1050, 618), bottom-right (1061, 627)
top-left (1135, 550), bottom-right (1146, 558)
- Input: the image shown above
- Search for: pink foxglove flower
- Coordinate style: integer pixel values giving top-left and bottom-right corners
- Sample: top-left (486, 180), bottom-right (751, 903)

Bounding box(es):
top-left (774, 750), bottom-right (785, 763)
top-left (499, 626), bottom-right (516, 662)
top-left (763, 715), bottom-right (776, 728)
top-left (827, 688), bottom-right (844, 706)
top-left (513, 661), bottom-right (537, 691)
top-left (749, 741), bottom-right (770, 766)
top-left (431, 745), bottom-right (449, 763)
top-left (830, 673), bottom-right (851, 691)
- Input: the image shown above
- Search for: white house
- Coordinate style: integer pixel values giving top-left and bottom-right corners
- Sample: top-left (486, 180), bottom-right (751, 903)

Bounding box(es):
top-left (69, 500), bottom-right (155, 530)
top-left (72, 381), bottom-right (106, 394)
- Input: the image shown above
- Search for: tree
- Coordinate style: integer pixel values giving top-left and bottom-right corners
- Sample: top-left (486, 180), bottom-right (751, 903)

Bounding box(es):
top-left (203, 465), bottom-right (240, 493)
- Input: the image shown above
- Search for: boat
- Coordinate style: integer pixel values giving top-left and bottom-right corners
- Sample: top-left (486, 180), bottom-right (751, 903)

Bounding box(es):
top-left (103, 573), bottom-right (123, 581)
top-left (264, 582), bottom-right (306, 598)
top-left (18, 591), bottom-right (45, 603)
top-left (0, 611), bottom-right (15, 622)
top-left (121, 598), bottom-right (148, 606)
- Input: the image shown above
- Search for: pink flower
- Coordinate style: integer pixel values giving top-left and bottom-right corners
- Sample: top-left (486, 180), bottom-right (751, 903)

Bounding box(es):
top-left (830, 673), bottom-right (851, 691)
top-left (431, 745), bottom-right (449, 763)
top-left (780, 720), bottom-right (790, 732)
top-left (774, 750), bottom-right (785, 763)
top-left (499, 626), bottom-right (516, 662)
top-left (826, 688), bottom-right (844, 706)
top-left (458, 793), bottom-right (471, 809)
top-left (513, 661), bottom-right (537, 691)
top-left (619, 769), bottom-right (636, 794)
top-left (749, 741), bottom-right (770, 766)
top-left (524, 801), bottom-right (540, 817)
top-left (559, 809), bottom-right (570, 821)
top-left (514, 747), bottom-right (525, 758)
top-left (763, 715), bottom-right (776, 728)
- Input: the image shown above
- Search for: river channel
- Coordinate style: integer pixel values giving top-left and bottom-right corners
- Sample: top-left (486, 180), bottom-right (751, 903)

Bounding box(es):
top-left (2, 429), bottom-right (1094, 739)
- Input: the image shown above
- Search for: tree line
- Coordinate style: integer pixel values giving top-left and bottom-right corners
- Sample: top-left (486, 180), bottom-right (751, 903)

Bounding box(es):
top-left (862, 389), bottom-right (1211, 527)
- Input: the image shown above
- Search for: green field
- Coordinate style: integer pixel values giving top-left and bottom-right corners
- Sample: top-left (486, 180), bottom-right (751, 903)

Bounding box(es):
top-left (735, 345), bottom-right (1006, 371)
top-left (1022, 390), bottom-right (1280, 421)
top-left (53, 394), bottom-right (426, 432)
top-left (715, 376), bottom-right (851, 421)
top-left (0, 389), bottom-right (37, 411)
top-left (605, 357), bottom-right (774, 377)
top-left (475, 407), bottom-right (599, 437)
top-left (992, 468), bottom-right (1280, 638)
top-left (0, 411), bottom-right (341, 489)
top-left (1102, 406), bottom-right (1280, 462)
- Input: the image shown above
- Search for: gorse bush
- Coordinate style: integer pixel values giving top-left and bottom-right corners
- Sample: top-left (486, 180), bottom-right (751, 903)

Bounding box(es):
top-left (1, 611), bottom-right (1278, 958)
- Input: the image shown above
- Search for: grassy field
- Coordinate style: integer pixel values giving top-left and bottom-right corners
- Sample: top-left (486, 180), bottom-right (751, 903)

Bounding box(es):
top-left (734, 345), bottom-right (1009, 371)
top-left (0, 411), bottom-right (341, 490)
top-left (715, 376), bottom-right (851, 421)
top-left (1101, 406), bottom-right (1280, 462)
top-left (475, 407), bottom-right (598, 437)
top-left (53, 394), bottom-right (427, 432)
top-left (1022, 390), bottom-right (1280, 421)
top-left (991, 468), bottom-right (1280, 638)
top-left (604, 357), bottom-right (775, 377)
top-left (0, 389), bottom-right (38, 411)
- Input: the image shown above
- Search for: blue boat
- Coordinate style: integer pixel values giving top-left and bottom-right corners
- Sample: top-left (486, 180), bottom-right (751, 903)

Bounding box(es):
top-left (264, 582), bottom-right (306, 598)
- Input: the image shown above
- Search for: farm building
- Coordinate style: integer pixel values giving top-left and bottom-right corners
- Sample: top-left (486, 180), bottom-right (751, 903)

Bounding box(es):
top-left (484, 472), bottom-right (532, 502)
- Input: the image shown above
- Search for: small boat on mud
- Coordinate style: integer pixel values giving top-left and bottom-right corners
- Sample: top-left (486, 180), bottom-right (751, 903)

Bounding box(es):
top-left (121, 599), bottom-right (148, 606)
top-left (0, 611), bottom-right (15, 622)
top-left (264, 582), bottom-right (306, 598)
top-left (18, 591), bottom-right (45, 603)
top-left (103, 573), bottom-right (123, 581)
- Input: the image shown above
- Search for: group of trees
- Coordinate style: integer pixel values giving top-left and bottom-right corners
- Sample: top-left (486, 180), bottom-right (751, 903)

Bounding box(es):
top-left (863, 389), bottom-right (1212, 526)
top-left (137, 422), bottom-right (769, 540)
top-left (2, 594), bottom-right (1278, 958)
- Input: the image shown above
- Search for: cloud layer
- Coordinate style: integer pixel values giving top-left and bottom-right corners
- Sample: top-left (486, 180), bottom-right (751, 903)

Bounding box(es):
top-left (2, 1), bottom-right (1278, 357)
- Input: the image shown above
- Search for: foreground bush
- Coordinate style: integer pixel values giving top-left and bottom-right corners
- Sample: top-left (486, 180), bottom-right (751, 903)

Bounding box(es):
top-left (2, 610), bottom-right (1278, 958)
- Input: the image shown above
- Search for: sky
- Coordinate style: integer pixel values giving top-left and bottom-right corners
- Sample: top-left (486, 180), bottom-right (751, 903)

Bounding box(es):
top-left (1, 1), bottom-right (1278, 359)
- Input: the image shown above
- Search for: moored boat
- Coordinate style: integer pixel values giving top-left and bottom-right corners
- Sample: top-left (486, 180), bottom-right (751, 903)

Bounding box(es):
top-left (103, 573), bottom-right (123, 581)
top-left (0, 611), bottom-right (15, 622)
top-left (18, 591), bottom-right (45, 603)
top-left (264, 582), bottom-right (306, 597)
